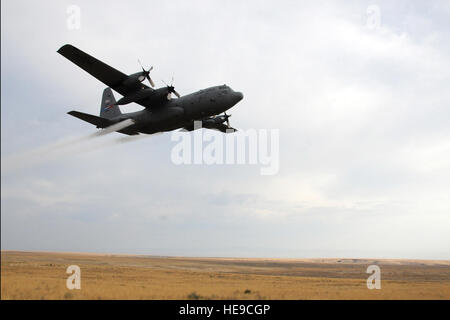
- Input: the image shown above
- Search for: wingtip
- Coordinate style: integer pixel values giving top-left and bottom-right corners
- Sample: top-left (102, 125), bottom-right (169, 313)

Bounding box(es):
top-left (57, 44), bottom-right (74, 54)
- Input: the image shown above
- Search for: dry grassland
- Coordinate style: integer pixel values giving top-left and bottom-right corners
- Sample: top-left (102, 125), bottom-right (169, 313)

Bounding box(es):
top-left (1, 251), bottom-right (449, 300)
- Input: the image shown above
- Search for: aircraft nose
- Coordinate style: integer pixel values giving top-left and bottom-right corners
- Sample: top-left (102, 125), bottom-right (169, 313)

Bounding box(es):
top-left (235, 91), bottom-right (243, 102)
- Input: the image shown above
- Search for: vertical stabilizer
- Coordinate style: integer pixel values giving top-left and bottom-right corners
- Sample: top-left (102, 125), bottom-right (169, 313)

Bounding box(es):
top-left (100, 87), bottom-right (121, 119)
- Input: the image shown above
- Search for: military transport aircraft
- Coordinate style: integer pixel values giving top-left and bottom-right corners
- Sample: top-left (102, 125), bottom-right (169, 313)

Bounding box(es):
top-left (57, 44), bottom-right (243, 135)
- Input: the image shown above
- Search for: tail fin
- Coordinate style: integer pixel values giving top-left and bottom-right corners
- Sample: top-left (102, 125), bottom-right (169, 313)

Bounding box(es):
top-left (100, 87), bottom-right (121, 119)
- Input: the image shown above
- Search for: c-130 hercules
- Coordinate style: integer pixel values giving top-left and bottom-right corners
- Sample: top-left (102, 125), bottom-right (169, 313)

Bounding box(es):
top-left (57, 44), bottom-right (243, 135)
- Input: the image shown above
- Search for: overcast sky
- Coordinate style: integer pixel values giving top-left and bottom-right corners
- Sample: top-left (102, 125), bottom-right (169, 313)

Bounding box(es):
top-left (1, 0), bottom-right (449, 259)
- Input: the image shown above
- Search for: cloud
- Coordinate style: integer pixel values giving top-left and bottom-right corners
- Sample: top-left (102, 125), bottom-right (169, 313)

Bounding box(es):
top-left (1, 0), bottom-right (450, 259)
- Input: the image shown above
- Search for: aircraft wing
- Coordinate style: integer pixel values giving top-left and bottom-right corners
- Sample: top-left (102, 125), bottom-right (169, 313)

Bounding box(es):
top-left (57, 44), bottom-right (151, 98)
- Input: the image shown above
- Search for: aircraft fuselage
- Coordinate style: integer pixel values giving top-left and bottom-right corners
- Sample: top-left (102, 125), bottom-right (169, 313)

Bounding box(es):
top-left (111, 85), bottom-right (243, 134)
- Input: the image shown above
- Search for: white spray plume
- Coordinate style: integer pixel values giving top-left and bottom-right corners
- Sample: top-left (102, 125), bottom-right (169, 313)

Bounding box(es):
top-left (2, 119), bottom-right (138, 174)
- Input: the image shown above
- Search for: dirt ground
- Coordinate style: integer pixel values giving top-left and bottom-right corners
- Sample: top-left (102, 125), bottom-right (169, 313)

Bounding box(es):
top-left (1, 251), bottom-right (449, 299)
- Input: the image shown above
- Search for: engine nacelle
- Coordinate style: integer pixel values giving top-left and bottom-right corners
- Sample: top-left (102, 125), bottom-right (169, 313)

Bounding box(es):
top-left (116, 88), bottom-right (154, 105)
top-left (116, 87), bottom-right (172, 106)
top-left (122, 72), bottom-right (144, 87)
top-left (182, 115), bottom-right (234, 132)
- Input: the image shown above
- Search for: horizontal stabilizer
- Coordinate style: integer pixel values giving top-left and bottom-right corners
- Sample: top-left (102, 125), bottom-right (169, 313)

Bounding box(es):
top-left (68, 111), bottom-right (111, 128)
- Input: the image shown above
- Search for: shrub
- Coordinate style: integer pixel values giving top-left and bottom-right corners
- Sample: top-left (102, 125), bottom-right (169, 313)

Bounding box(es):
top-left (187, 292), bottom-right (201, 300)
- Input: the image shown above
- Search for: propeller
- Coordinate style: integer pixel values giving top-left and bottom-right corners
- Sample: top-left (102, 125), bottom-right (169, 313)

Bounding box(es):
top-left (213, 112), bottom-right (235, 132)
top-left (213, 112), bottom-right (231, 125)
top-left (138, 59), bottom-right (155, 87)
top-left (223, 112), bottom-right (237, 131)
top-left (224, 112), bottom-right (231, 127)
top-left (162, 77), bottom-right (181, 99)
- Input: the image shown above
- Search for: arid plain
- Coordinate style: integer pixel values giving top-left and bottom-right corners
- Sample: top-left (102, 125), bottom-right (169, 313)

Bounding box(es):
top-left (1, 251), bottom-right (449, 300)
